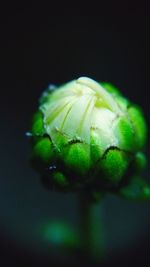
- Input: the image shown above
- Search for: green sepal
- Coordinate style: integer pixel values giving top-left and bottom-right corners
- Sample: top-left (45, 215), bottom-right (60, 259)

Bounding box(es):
top-left (90, 129), bottom-right (104, 165)
top-left (128, 105), bottom-right (147, 149)
top-left (51, 130), bottom-right (69, 153)
top-left (102, 82), bottom-right (121, 96)
top-left (99, 148), bottom-right (130, 184)
top-left (119, 176), bottom-right (150, 201)
top-left (133, 152), bottom-right (147, 174)
top-left (32, 137), bottom-right (55, 164)
top-left (52, 171), bottom-right (69, 189)
top-left (114, 116), bottom-right (135, 151)
top-left (102, 82), bottom-right (130, 110)
top-left (116, 95), bottom-right (130, 111)
top-left (31, 111), bottom-right (45, 136)
top-left (63, 143), bottom-right (90, 177)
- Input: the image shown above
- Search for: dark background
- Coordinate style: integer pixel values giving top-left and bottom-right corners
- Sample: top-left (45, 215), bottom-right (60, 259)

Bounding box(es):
top-left (0, 3), bottom-right (150, 267)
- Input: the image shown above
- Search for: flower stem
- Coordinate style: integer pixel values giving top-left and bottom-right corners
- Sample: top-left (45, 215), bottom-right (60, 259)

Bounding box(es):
top-left (79, 192), bottom-right (105, 262)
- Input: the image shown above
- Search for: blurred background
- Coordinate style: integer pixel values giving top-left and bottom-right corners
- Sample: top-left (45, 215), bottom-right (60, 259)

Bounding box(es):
top-left (0, 3), bottom-right (150, 267)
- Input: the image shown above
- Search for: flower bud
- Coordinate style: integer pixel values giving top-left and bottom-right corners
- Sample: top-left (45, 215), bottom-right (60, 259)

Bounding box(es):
top-left (29, 77), bottom-right (148, 196)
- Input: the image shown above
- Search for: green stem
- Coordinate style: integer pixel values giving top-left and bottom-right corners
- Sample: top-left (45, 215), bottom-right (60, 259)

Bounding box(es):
top-left (79, 192), bottom-right (105, 262)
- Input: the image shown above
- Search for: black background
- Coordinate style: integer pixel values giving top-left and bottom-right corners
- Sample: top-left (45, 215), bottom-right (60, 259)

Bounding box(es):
top-left (0, 3), bottom-right (150, 267)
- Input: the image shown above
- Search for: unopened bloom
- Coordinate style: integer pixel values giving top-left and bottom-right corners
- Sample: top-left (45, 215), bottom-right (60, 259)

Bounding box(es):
top-left (30, 77), bottom-right (148, 199)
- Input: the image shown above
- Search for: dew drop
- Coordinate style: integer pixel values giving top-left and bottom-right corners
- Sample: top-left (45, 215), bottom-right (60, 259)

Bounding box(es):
top-left (48, 84), bottom-right (56, 91)
top-left (49, 165), bottom-right (57, 171)
top-left (25, 132), bottom-right (32, 137)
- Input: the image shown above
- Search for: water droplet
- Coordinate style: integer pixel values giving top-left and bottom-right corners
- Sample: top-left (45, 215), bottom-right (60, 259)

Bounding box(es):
top-left (25, 132), bottom-right (32, 137)
top-left (49, 165), bottom-right (57, 171)
top-left (48, 84), bottom-right (56, 91)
